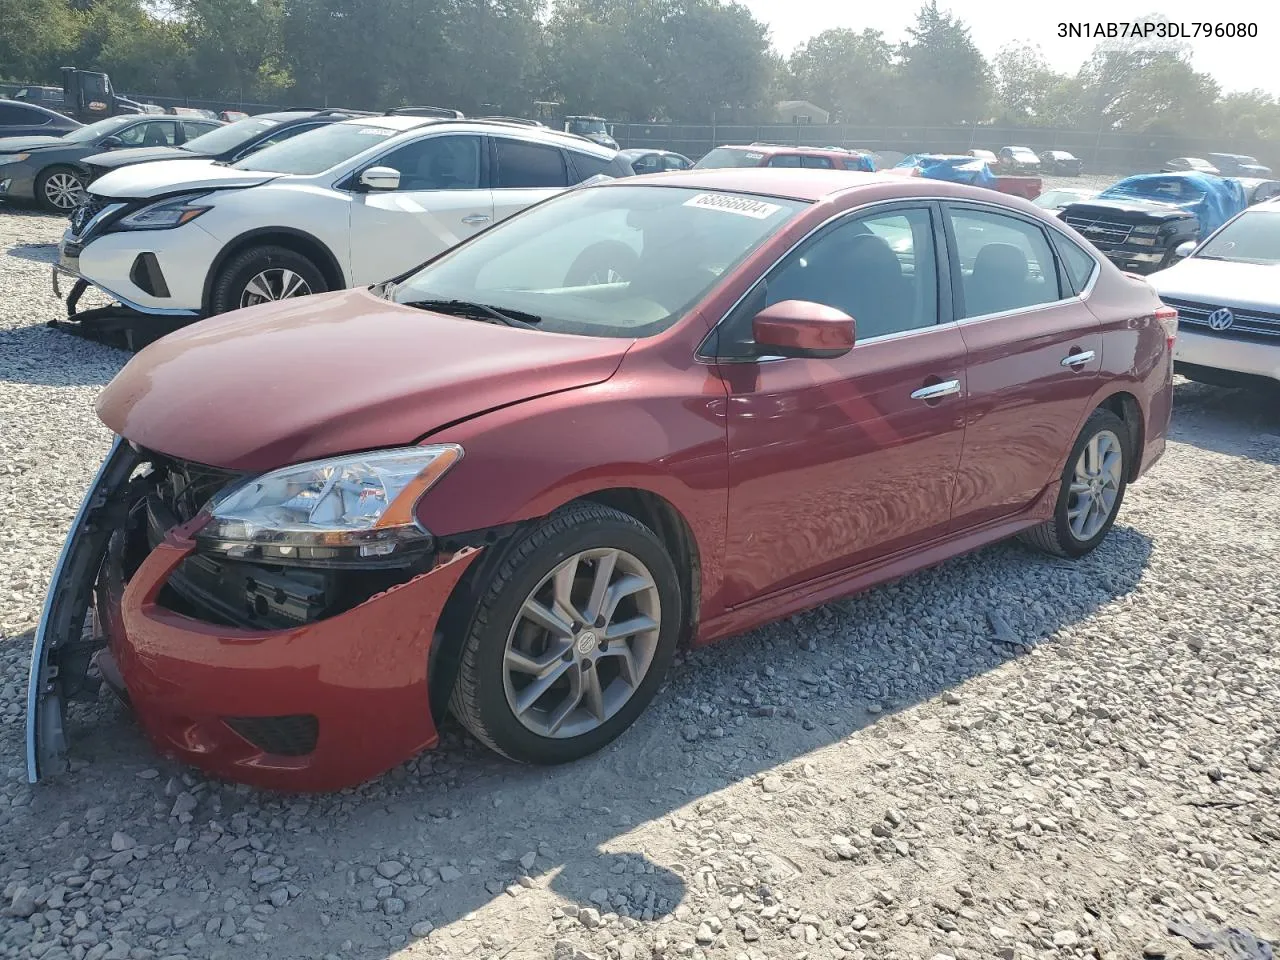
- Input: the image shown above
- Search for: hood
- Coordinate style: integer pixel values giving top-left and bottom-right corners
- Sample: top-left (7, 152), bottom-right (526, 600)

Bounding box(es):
top-left (1064, 198), bottom-right (1192, 221)
top-left (1147, 256), bottom-right (1280, 313)
top-left (88, 157), bottom-right (280, 199)
top-left (96, 287), bottom-right (633, 472)
top-left (0, 135), bottom-right (67, 153)
top-left (83, 145), bottom-right (191, 170)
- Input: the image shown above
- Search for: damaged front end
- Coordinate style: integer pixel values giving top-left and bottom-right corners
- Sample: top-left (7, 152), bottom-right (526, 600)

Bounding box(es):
top-left (28, 439), bottom-right (490, 789)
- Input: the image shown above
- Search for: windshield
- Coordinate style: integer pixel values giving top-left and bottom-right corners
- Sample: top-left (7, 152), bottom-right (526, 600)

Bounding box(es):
top-left (1034, 190), bottom-right (1086, 208)
top-left (232, 122), bottom-right (397, 174)
top-left (391, 185), bottom-right (806, 338)
top-left (693, 147), bottom-right (766, 169)
top-left (1197, 211), bottom-right (1280, 264)
top-left (62, 115), bottom-right (138, 144)
top-left (183, 116), bottom-right (281, 155)
top-left (569, 119), bottom-right (607, 135)
top-left (1102, 177), bottom-right (1205, 205)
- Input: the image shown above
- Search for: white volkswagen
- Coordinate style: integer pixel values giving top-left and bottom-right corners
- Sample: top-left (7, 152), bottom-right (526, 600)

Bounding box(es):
top-left (55, 115), bottom-right (630, 321)
top-left (1148, 201), bottom-right (1280, 389)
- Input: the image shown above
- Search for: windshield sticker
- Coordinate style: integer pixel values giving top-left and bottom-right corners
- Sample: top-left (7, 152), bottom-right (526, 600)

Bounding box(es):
top-left (744, 152), bottom-right (764, 160)
top-left (357, 128), bottom-right (395, 136)
top-left (684, 193), bottom-right (782, 219)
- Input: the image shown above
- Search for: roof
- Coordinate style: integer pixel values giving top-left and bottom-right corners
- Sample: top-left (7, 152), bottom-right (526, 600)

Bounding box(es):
top-left (329, 114), bottom-right (615, 154)
top-left (607, 167), bottom-right (1013, 203)
top-left (712, 143), bottom-right (858, 159)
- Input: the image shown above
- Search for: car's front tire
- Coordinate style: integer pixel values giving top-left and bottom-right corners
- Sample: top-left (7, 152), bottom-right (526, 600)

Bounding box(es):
top-left (449, 503), bottom-right (682, 764)
top-left (36, 166), bottom-right (87, 213)
top-left (210, 245), bottom-right (327, 316)
top-left (1019, 408), bottom-right (1131, 559)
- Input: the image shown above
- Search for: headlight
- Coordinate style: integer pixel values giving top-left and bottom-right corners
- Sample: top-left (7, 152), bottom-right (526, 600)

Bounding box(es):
top-left (1131, 225), bottom-right (1161, 236)
top-left (0, 153), bottom-right (30, 165)
top-left (116, 193), bottom-right (213, 230)
top-left (198, 445), bottom-right (463, 563)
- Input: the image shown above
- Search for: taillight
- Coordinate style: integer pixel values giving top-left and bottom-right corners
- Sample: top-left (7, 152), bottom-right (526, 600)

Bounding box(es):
top-left (1155, 304), bottom-right (1178, 351)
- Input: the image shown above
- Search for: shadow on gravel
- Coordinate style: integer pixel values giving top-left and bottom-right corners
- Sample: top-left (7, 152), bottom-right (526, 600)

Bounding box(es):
top-left (0, 319), bottom-right (128, 386)
top-left (5, 241), bottom-right (58, 265)
top-left (1171, 380), bottom-right (1280, 465)
top-left (5, 522), bottom-right (1155, 959)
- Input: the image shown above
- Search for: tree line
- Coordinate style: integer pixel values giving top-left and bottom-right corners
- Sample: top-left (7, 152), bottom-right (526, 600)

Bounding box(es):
top-left (3, 0), bottom-right (1279, 142)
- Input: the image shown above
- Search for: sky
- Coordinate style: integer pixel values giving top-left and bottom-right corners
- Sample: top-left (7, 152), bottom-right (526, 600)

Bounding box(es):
top-left (742, 0), bottom-right (1280, 97)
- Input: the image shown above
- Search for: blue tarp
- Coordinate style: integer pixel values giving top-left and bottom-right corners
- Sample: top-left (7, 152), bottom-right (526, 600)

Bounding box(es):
top-left (1096, 172), bottom-right (1247, 237)
top-left (894, 153), bottom-right (998, 189)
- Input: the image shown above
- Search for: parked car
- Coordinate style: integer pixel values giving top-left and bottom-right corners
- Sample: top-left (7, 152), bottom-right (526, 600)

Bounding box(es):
top-left (617, 148), bottom-right (693, 174)
top-left (968, 148), bottom-right (998, 165)
top-left (1041, 150), bottom-right (1083, 176)
top-left (57, 116), bottom-right (633, 324)
top-left (1161, 157), bottom-right (1220, 175)
top-left (563, 115), bottom-right (617, 149)
top-left (0, 99), bottom-right (82, 138)
top-left (10, 85), bottom-right (65, 109)
top-left (1033, 187), bottom-right (1097, 212)
top-left (888, 154), bottom-right (1041, 201)
top-left (1206, 153), bottom-right (1272, 177)
top-left (998, 146), bottom-right (1040, 173)
top-left (79, 109), bottom-right (379, 185)
top-left (693, 143), bottom-right (874, 171)
top-left (1060, 172), bottom-right (1247, 274)
top-left (0, 113), bottom-right (223, 212)
top-left (27, 168), bottom-right (1175, 789)
top-left (1234, 177), bottom-right (1280, 205)
top-left (220, 110), bottom-right (250, 122)
top-left (1148, 203), bottom-right (1280, 389)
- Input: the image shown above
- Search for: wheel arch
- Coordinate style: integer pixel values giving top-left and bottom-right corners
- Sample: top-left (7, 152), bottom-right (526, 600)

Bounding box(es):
top-left (201, 227), bottom-right (346, 314)
top-left (1095, 390), bottom-right (1145, 481)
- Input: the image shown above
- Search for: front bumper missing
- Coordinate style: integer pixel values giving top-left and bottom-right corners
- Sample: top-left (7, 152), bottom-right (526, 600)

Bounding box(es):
top-left (51, 262), bottom-right (195, 352)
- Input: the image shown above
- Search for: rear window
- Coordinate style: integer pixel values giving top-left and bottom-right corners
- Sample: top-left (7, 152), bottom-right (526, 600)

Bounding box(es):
top-left (568, 151), bottom-right (616, 183)
top-left (693, 147), bottom-right (766, 169)
top-left (1052, 234), bottom-right (1099, 294)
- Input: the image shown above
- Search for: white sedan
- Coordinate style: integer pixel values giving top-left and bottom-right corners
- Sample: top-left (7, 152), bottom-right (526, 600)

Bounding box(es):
top-left (1147, 203), bottom-right (1280, 388)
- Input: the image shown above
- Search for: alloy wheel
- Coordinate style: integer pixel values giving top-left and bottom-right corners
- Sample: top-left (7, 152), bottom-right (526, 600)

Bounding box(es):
top-left (1066, 429), bottom-right (1124, 541)
top-left (502, 548), bottom-right (661, 740)
top-left (44, 173), bottom-right (86, 211)
top-left (239, 269), bottom-right (313, 308)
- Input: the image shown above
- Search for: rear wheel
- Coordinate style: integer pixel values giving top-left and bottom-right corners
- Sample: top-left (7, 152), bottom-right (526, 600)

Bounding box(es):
top-left (36, 166), bottom-right (87, 213)
top-left (448, 503), bottom-right (681, 764)
top-left (210, 245), bottom-right (327, 316)
top-left (1019, 408), bottom-right (1130, 559)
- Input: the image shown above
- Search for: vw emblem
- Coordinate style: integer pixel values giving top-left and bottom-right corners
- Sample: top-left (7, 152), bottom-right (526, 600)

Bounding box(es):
top-left (1207, 308), bottom-right (1235, 331)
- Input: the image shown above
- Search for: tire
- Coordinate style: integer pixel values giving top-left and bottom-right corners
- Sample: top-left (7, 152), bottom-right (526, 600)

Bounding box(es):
top-left (1018, 408), bottom-right (1131, 559)
top-left (448, 503), bottom-right (682, 764)
top-left (36, 166), bottom-right (87, 213)
top-left (209, 244), bottom-right (327, 316)
top-left (565, 241), bottom-right (639, 286)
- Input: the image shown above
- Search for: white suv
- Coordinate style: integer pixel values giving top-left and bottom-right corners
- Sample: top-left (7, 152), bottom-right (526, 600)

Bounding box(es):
top-left (55, 115), bottom-right (631, 320)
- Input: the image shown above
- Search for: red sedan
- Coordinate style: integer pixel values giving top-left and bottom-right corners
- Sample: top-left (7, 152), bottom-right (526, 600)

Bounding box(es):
top-left (28, 169), bottom-right (1175, 791)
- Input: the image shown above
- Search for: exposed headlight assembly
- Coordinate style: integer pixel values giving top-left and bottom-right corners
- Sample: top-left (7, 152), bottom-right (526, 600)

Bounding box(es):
top-left (116, 192), bottom-right (213, 230)
top-left (198, 445), bottom-right (463, 565)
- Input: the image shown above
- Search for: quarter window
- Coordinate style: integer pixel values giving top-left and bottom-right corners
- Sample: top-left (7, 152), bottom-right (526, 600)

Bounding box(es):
top-left (1052, 234), bottom-right (1098, 295)
top-left (947, 208), bottom-right (1061, 317)
top-left (494, 138), bottom-right (568, 188)
top-left (568, 150), bottom-right (615, 182)
top-left (376, 135), bottom-right (482, 190)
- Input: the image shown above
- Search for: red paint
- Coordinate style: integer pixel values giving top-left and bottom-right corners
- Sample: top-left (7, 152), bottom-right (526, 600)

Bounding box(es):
top-left (97, 169), bottom-right (1174, 790)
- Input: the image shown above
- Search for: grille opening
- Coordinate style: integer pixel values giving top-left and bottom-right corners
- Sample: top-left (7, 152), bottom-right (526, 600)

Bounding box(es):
top-left (224, 715), bottom-right (319, 757)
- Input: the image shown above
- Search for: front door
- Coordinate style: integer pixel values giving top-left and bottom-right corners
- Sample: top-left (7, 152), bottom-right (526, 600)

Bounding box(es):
top-left (348, 133), bottom-right (493, 285)
top-left (710, 203), bottom-right (969, 607)
top-left (942, 202), bottom-right (1104, 529)
top-left (489, 136), bottom-right (571, 223)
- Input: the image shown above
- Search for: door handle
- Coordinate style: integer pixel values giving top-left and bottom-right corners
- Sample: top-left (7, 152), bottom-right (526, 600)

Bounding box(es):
top-left (461, 214), bottom-right (491, 225)
top-left (1061, 350), bottom-right (1096, 367)
top-left (910, 380), bottom-right (962, 401)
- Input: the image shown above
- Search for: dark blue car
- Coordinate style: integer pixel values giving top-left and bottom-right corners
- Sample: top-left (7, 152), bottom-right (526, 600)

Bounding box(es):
top-left (0, 99), bottom-right (82, 138)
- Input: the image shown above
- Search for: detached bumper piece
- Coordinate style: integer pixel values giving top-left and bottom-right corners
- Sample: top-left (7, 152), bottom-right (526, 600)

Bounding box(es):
top-left (48, 263), bottom-right (188, 353)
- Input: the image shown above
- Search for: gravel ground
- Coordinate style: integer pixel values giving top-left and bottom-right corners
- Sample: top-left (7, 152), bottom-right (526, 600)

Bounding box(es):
top-left (1, 203), bottom-right (1278, 960)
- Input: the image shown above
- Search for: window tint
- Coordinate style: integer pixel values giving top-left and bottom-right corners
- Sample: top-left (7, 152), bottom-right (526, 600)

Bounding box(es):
top-left (377, 135), bottom-right (481, 190)
top-left (117, 120), bottom-right (177, 147)
top-left (0, 103), bottom-right (43, 124)
top-left (1052, 234), bottom-right (1098, 294)
top-left (767, 154), bottom-right (803, 168)
top-left (716, 207), bottom-right (939, 357)
top-left (568, 150), bottom-right (615, 182)
top-left (949, 208), bottom-right (1061, 317)
top-left (494, 138), bottom-right (567, 188)
top-left (801, 156), bottom-right (833, 169)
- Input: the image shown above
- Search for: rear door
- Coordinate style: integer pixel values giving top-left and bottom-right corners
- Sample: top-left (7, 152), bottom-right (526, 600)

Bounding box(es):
top-left (490, 136), bottom-right (571, 222)
top-left (346, 132), bottom-right (493, 284)
top-left (942, 202), bottom-right (1103, 530)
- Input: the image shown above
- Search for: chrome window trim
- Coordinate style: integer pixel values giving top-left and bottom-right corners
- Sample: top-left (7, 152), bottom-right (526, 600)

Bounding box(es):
top-left (698, 194), bottom-right (1083, 362)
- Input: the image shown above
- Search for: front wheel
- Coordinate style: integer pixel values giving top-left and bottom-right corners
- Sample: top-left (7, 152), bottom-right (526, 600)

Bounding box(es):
top-left (1018, 408), bottom-right (1131, 559)
top-left (448, 503), bottom-right (682, 764)
top-left (36, 166), bottom-right (87, 213)
top-left (209, 244), bottom-right (327, 316)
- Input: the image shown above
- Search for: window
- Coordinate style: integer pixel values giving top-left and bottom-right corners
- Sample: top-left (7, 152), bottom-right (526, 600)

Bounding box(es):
top-left (767, 154), bottom-right (803, 168)
top-left (0, 103), bottom-right (44, 124)
top-left (948, 207), bottom-right (1061, 318)
top-left (181, 120), bottom-right (219, 141)
top-left (494, 138), bottom-right (567, 188)
top-left (715, 207), bottom-right (939, 358)
top-left (628, 154), bottom-right (662, 174)
top-left (1052, 234), bottom-right (1099, 294)
top-left (801, 156), bottom-right (833, 169)
top-left (233, 122), bottom-right (398, 174)
top-left (662, 154), bottom-right (688, 171)
top-left (376, 135), bottom-right (481, 190)
top-left (117, 120), bottom-right (178, 147)
top-left (569, 150), bottom-right (616, 182)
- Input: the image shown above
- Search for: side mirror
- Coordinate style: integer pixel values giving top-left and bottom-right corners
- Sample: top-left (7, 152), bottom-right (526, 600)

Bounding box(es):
top-left (359, 166), bottom-right (401, 191)
top-left (751, 300), bottom-right (855, 359)
top-left (1174, 240), bottom-right (1196, 260)
top-left (99, 135), bottom-right (123, 149)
